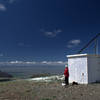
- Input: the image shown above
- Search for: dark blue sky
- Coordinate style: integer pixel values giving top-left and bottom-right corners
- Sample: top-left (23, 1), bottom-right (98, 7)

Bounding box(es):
top-left (0, 0), bottom-right (100, 61)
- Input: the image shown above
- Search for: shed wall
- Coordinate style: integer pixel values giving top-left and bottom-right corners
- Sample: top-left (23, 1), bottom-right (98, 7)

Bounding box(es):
top-left (68, 56), bottom-right (88, 84)
top-left (88, 56), bottom-right (100, 83)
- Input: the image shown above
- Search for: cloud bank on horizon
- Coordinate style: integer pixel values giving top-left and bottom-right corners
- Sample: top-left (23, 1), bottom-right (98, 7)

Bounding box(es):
top-left (0, 60), bottom-right (67, 65)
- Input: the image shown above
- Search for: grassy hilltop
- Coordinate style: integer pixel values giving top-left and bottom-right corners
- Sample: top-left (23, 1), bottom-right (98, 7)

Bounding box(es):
top-left (0, 79), bottom-right (100, 100)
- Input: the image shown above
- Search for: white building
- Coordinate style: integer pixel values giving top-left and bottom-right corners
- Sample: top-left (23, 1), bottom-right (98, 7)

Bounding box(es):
top-left (67, 54), bottom-right (100, 84)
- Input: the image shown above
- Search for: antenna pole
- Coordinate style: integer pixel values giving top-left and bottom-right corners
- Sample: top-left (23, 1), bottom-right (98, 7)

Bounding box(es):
top-left (77, 33), bottom-right (100, 54)
top-left (94, 38), bottom-right (98, 55)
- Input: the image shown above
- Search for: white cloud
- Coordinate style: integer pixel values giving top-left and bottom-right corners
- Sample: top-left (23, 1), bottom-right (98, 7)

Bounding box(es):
top-left (0, 4), bottom-right (6, 11)
top-left (41, 61), bottom-right (48, 64)
top-left (67, 39), bottom-right (81, 48)
top-left (0, 0), bottom-right (17, 12)
top-left (10, 61), bottom-right (23, 64)
top-left (42, 29), bottom-right (62, 38)
top-left (25, 61), bottom-right (36, 64)
top-left (9, 61), bottom-right (37, 64)
top-left (57, 61), bottom-right (64, 64)
top-left (41, 61), bottom-right (67, 65)
top-left (69, 40), bottom-right (81, 45)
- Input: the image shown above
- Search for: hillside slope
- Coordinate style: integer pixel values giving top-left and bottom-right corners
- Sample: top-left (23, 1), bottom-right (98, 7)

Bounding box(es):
top-left (0, 80), bottom-right (100, 100)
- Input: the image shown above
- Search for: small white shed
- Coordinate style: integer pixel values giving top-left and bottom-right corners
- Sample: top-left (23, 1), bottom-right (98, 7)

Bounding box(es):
top-left (67, 54), bottom-right (100, 84)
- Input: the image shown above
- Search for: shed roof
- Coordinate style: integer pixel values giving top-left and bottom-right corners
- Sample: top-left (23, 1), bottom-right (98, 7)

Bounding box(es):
top-left (67, 54), bottom-right (100, 58)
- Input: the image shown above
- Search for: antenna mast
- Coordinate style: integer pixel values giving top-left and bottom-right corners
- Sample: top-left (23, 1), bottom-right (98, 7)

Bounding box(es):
top-left (77, 33), bottom-right (100, 54)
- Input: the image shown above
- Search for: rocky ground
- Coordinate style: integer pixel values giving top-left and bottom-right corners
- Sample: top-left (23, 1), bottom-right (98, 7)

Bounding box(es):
top-left (0, 79), bottom-right (100, 100)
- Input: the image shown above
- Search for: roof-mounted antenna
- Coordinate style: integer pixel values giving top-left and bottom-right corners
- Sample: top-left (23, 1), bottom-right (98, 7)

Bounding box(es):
top-left (77, 33), bottom-right (100, 54)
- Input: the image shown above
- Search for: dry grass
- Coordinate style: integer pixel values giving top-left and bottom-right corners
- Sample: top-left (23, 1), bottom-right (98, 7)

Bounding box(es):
top-left (0, 80), bottom-right (100, 100)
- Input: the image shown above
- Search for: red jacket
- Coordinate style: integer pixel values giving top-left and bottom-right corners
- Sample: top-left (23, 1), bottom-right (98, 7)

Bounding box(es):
top-left (64, 67), bottom-right (69, 77)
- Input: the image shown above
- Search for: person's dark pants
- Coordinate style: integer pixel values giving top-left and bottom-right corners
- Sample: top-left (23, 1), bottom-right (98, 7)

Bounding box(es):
top-left (65, 77), bottom-right (69, 85)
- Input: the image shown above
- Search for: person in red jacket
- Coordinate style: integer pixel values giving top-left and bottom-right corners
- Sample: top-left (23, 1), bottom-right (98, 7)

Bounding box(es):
top-left (64, 65), bottom-right (69, 85)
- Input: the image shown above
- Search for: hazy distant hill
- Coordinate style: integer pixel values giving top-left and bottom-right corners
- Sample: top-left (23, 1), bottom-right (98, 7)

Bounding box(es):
top-left (0, 70), bottom-right (13, 78)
